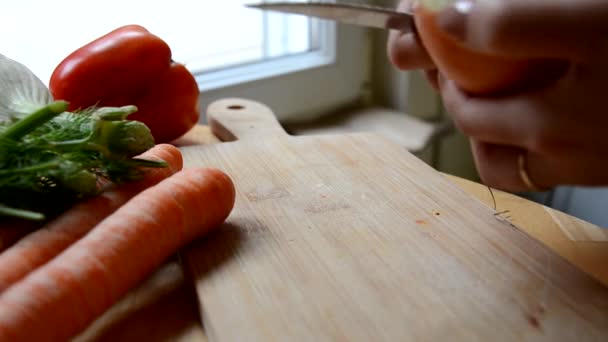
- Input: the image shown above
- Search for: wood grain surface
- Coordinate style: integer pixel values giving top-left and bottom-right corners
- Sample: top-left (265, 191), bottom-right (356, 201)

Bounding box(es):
top-left (3, 99), bottom-right (607, 341)
top-left (179, 98), bottom-right (608, 341)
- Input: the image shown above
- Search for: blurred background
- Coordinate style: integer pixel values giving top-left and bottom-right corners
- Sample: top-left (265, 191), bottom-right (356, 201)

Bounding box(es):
top-left (3, 0), bottom-right (606, 227)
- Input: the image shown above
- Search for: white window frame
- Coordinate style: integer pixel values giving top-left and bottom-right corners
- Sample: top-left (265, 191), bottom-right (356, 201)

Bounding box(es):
top-left (197, 18), bottom-right (336, 93)
top-left (198, 22), bottom-right (371, 123)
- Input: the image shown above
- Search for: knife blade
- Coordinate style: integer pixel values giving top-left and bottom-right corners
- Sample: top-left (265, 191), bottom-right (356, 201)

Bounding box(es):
top-left (246, 2), bottom-right (414, 33)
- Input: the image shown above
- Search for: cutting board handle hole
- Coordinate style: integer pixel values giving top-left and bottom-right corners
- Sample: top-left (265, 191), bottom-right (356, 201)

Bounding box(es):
top-left (206, 98), bottom-right (287, 140)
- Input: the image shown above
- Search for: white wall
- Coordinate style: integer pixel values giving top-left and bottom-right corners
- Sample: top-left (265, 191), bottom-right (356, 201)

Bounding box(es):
top-left (369, 29), bottom-right (479, 181)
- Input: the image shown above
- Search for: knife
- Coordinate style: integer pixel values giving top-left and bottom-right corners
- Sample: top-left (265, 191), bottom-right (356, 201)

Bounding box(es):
top-left (246, 1), bottom-right (415, 33)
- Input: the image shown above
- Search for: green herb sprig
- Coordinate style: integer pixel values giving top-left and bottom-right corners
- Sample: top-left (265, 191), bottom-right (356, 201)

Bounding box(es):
top-left (0, 54), bottom-right (167, 221)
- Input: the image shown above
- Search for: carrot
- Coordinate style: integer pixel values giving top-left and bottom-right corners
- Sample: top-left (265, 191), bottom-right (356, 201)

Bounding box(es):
top-left (0, 167), bottom-right (235, 341)
top-left (0, 143), bottom-right (183, 293)
top-left (0, 220), bottom-right (40, 254)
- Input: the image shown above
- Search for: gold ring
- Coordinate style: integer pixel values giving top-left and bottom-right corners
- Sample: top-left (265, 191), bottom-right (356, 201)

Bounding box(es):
top-left (517, 152), bottom-right (543, 192)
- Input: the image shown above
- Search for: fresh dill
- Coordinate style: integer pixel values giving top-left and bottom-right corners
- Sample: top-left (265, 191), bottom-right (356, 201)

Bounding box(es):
top-left (0, 102), bottom-right (167, 221)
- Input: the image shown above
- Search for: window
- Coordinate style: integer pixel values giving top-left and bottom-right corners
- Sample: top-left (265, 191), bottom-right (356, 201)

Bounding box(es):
top-left (2, 0), bottom-right (370, 122)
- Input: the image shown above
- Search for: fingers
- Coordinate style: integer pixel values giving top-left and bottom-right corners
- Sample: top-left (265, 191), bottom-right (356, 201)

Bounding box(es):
top-left (388, 0), bottom-right (435, 70)
top-left (436, 0), bottom-right (608, 61)
top-left (440, 73), bottom-right (556, 191)
top-left (471, 141), bottom-right (554, 193)
top-left (470, 140), bottom-right (533, 192)
top-left (441, 69), bottom-right (608, 191)
top-left (470, 141), bottom-right (563, 192)
top-left (438, 75), bottom-right (547, 149)
top-left (469, 141), bottom-right (548, 192)
top-left (471, 139), bottom-right (608, 191)
top-left (388, 29), bottom-right (435, 70)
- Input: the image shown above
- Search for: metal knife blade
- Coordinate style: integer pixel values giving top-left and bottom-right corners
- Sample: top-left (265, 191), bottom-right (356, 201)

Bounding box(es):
top-left (246, 2), bottom-right (414, 33)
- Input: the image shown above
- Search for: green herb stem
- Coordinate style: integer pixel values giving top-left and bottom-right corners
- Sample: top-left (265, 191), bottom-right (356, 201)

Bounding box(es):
top-left (0, 101), bottom-right (69, 141)
top-left (129, 158), bottom-right (169, 168)
top-left (0, 204), bottom-right (45, 221)
top-left (95, 105), bottom-right (138, 121)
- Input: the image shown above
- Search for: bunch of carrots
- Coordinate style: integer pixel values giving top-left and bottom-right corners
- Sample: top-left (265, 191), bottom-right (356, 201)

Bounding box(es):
top-left (0, 26), bottom-right (236, 340)
top-left (0, 144), bottom-right (235, 341)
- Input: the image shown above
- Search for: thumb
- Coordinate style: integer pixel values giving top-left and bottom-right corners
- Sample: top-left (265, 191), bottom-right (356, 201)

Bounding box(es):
top-left (434, 0), bottom-right (608, 61)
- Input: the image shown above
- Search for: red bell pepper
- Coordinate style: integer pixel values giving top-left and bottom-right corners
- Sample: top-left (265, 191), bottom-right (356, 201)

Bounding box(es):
top-left (49, 25), bottom-right (200, 143)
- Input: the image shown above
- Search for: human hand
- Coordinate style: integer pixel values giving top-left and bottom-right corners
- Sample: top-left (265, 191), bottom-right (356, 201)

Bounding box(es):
top-left (0, 144), bottom-right (235, 341)
top-left (389, 0), bottom-right (608, 191)
top-left (388, 0), bottom-right (440, 89)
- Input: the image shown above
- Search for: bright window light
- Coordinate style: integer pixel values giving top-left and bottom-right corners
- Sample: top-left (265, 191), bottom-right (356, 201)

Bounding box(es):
top-left (0, 0), bottom-right (333, 90)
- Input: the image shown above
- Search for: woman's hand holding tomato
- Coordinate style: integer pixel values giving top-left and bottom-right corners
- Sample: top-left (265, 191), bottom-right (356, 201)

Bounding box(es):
top-left (389, 0), bottom-right (608, 192)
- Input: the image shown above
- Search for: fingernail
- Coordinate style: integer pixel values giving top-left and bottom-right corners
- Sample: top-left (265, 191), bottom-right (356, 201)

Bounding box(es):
top-left (437, 0), bottom-right (474, 42)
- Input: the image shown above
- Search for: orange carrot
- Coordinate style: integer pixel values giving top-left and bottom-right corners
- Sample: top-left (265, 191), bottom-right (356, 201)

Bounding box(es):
top-left (0, 167), bottom-right (235, 341)
top-left (0, 220), bottom-right (39, 254)
top-left (0, 143), bottom-right (183, 293)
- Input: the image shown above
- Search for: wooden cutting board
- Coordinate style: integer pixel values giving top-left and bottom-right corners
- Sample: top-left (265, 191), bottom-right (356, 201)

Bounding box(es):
top-left (179, 98), bottom-right (608, 341)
